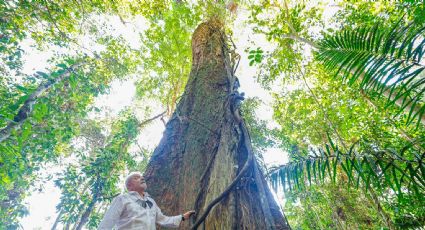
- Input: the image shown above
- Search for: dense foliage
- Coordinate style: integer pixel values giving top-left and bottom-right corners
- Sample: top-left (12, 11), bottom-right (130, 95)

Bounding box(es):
top-left (0, 0), bottom-right (424, 229)
top-left (248, 1), bottom-right (424, 229)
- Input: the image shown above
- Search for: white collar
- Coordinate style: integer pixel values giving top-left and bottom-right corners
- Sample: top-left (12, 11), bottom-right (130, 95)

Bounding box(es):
top-left (128, 191), bottom-right (151, 200)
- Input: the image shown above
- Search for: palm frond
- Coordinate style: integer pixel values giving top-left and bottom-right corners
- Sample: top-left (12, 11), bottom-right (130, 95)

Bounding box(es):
top-left (268, 141), bottom-right (425, 200)
top-left (316, 23), bottom-right (425, 127)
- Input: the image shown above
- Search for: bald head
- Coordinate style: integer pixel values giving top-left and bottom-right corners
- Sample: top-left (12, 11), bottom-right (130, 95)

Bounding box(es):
top-left (125, 172), bottom-right (147, 192)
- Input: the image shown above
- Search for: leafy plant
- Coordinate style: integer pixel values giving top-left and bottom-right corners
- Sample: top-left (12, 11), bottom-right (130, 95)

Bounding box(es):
top-left (269, 137), bottom-right (425, 200)
top-left (248, 47), bottom-right (264, 66)
top-left (316, 23), bottom-right (425, 127)
top-left (55, 113), bottom-right (141, 228)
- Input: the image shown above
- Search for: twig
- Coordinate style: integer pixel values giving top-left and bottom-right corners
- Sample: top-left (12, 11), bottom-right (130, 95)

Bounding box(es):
top-left (139, 111), bottom-right (166, 127)
top-left (298, 67), bottom-right (349, 151)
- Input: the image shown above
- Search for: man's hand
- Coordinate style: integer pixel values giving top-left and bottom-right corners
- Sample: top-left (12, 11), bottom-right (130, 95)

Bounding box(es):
top-left (183, 210), bottom-right (195, 221)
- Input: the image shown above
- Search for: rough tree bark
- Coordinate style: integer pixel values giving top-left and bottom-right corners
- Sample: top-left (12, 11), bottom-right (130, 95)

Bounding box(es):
top-left (144, 19), bottom-right (289, 229)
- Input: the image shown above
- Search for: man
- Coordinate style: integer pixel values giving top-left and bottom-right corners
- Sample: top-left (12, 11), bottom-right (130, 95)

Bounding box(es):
top-left (98, 172), bottom-right (195, 229)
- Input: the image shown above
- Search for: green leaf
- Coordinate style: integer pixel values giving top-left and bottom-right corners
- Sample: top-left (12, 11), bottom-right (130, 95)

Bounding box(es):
top-left (36, 71), bottom-right (49, 79)
top-left (15, 85), bottom-right (27, 93)
top-left (306, 160), bottom-right (311, 186)
top-left (33, 103), bottom-right (48, 122)
top-left (56, 63), bottom-right (68, 69)
top-left (332, 150), bottom-right (340, 182)
top-left (287, 166), bottom-right (292, 191)
top-left (21, 121), bottom-right (32, 141)
top-left (254, 55), bottom-right (262, 62)
top-left (392, 167), bottom-right (402, 197)
top-left (317, 23), bottom-right (425, 126)
top-left (69, 74), bottom-right (78, 89)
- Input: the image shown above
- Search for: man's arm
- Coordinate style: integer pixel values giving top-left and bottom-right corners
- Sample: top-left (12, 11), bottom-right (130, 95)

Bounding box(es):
top-left (98, 196), bottom-right (123, 229)
top-left (154, 201), bottom-right (183, 228)
top-left (153, 199), bottom-right (196, 228)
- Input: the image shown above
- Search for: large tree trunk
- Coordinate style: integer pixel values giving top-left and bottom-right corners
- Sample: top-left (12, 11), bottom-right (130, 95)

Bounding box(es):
top-left (144, 19), bottom-right (289, 229)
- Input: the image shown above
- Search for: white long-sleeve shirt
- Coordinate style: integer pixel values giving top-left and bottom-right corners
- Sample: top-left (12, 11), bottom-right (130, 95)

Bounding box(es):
top-left (98, 191), bottom-right (182, 230)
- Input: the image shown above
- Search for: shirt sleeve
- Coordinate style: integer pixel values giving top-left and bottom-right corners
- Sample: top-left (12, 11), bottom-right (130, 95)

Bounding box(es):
top-left (153, 199), bottom-right (182, 228)
top-left (98, 196), bottom-right (124, 229)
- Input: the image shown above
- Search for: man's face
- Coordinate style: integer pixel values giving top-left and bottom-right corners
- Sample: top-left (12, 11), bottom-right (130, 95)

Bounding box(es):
top-left (129, 174), bottom-right (148, 191)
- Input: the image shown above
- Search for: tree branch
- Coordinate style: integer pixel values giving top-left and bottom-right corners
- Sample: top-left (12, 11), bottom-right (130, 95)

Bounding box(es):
top-left (0, 63), bottom-right (82, 143)
top-left (299, 68), bottom-right (349, 151)
top-left (139, 111), bottom-right (166, 127)
top-left (281, 33), bottom-right (320, 49)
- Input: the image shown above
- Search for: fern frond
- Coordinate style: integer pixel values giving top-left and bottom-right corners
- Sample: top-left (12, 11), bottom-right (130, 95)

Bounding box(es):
top-left (316, 23), bottom-right (425, 127)
top-left (268, 142), bottom-right (425, 200)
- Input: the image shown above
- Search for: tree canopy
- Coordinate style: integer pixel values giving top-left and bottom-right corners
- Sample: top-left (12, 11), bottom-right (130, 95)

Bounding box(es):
top-left (0, 0), bottom-right (424, 229)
